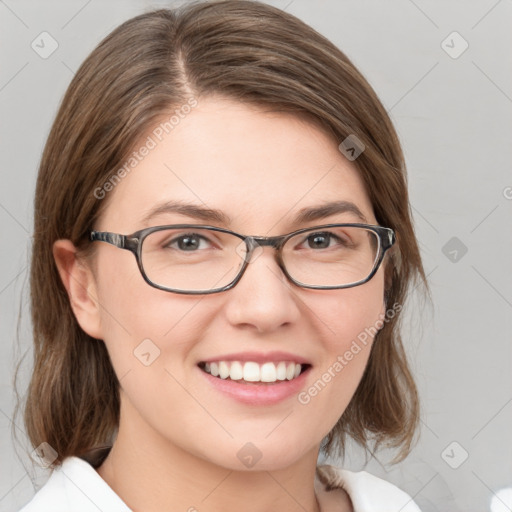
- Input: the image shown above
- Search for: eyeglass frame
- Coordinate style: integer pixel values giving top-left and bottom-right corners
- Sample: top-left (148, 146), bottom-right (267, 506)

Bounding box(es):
top-left (89, 223), bottom-right (395, 295)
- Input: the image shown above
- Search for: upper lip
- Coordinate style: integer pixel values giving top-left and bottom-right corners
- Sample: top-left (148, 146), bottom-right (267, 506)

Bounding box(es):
top-left (199, 351), bottom-right (312, 365)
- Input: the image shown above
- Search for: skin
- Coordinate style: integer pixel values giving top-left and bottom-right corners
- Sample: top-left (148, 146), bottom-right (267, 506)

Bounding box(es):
top-left (54, 96), bottom-right (388, 512)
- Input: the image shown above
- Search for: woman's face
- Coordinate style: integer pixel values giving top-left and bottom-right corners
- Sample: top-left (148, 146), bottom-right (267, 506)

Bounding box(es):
top-left (84, 97), bottom-right (386, 471)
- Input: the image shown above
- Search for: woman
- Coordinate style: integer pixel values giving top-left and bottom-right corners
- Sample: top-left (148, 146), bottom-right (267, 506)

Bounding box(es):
top-left (18, 1), bottom-right (427, 510)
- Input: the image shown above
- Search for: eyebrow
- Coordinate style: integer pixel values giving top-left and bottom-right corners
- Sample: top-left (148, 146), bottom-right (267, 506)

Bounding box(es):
top-left (140, 199), bottom-right (368, 227)
top-left (140, 200), bottom-right (231, 226)
top-left (295, 200), bottom-right (368, 224)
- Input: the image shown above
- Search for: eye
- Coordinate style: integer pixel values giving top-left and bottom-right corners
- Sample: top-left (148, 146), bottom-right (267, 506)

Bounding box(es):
top-left (167, 233), bottom-right (212, 251)
top-left (303, 231), bottom-right (346, 249)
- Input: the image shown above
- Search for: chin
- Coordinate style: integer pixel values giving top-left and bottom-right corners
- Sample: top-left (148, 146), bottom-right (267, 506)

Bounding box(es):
top-left (210, 437), bottom-right (314, 473)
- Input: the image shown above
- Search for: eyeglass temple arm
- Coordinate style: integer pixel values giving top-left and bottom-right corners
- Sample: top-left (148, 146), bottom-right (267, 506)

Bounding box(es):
top-left (382, 228), bottom-right (395, 250)
top-left (90, 231), bottom-right (126, 248)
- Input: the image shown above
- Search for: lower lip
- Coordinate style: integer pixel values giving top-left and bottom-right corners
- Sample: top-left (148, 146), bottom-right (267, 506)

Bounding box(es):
top-left (198, 365), bottom-right (311, 406)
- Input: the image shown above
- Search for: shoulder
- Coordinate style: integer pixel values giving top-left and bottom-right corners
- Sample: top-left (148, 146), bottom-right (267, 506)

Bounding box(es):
top-left (18, 456), bottom-right (131, 512)
top-left (316, 464), bottom-right (422, 512)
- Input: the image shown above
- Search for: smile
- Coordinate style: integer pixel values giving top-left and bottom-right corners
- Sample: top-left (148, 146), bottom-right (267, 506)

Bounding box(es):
top-left (198, 361), bottom-right (309, 383)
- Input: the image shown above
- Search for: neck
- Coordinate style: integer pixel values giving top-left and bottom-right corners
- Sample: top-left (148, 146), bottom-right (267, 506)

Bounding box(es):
top-left (97, 395), bottom-right (323, 512)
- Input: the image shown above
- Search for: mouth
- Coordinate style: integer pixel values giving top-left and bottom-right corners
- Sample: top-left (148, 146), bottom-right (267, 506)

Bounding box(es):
top-left (197, 360), bottom-right (311, 385)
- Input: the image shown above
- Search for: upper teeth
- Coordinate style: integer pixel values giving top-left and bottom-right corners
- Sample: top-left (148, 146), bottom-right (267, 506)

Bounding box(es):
top-left (203, 361), bottom-right (302, 382)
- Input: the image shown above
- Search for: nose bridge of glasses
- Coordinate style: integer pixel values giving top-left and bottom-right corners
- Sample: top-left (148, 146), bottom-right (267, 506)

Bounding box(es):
top-left (248, 235), bottom-right (283, 249)
top-left (239, 235), bottom-right (285, 266)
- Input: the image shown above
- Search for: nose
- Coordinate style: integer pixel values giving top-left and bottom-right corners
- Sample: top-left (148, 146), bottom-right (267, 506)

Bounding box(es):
top-left (222, 246), bottom-right (301, 334)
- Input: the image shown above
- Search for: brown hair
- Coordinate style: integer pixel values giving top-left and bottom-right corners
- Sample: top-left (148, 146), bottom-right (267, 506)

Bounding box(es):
top-left (15, 0), bottom-right (427, 470)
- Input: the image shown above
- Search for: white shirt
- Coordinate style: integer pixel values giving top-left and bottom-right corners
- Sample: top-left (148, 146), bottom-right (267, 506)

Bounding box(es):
top-left (19, 456), bottom-right (421, 511)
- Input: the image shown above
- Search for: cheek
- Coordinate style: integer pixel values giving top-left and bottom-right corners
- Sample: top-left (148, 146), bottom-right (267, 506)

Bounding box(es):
top-left (298, 274), bottom-right (385, 428)
top-left (93, 252), bottom-right (214, 376)
top-left (313, 271), bottom-right (385, 348)
top-left (93, 259), bottom-right (220, 441)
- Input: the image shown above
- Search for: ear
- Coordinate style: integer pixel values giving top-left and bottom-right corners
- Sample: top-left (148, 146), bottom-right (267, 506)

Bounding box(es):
top-left (53, 239), bottom-right (103, 339)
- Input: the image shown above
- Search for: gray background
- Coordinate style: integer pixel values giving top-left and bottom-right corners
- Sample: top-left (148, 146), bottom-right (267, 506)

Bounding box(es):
top-left (1, 1), bottom-right (511, 511)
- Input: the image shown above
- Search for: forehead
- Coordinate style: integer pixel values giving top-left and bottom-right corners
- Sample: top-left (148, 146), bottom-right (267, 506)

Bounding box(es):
top-left (99, 97), bottom-right (375, 233)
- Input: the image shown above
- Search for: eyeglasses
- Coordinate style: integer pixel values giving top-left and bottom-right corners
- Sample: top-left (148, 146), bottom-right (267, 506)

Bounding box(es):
top-left (90, 223), bottom-right (395, 295)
